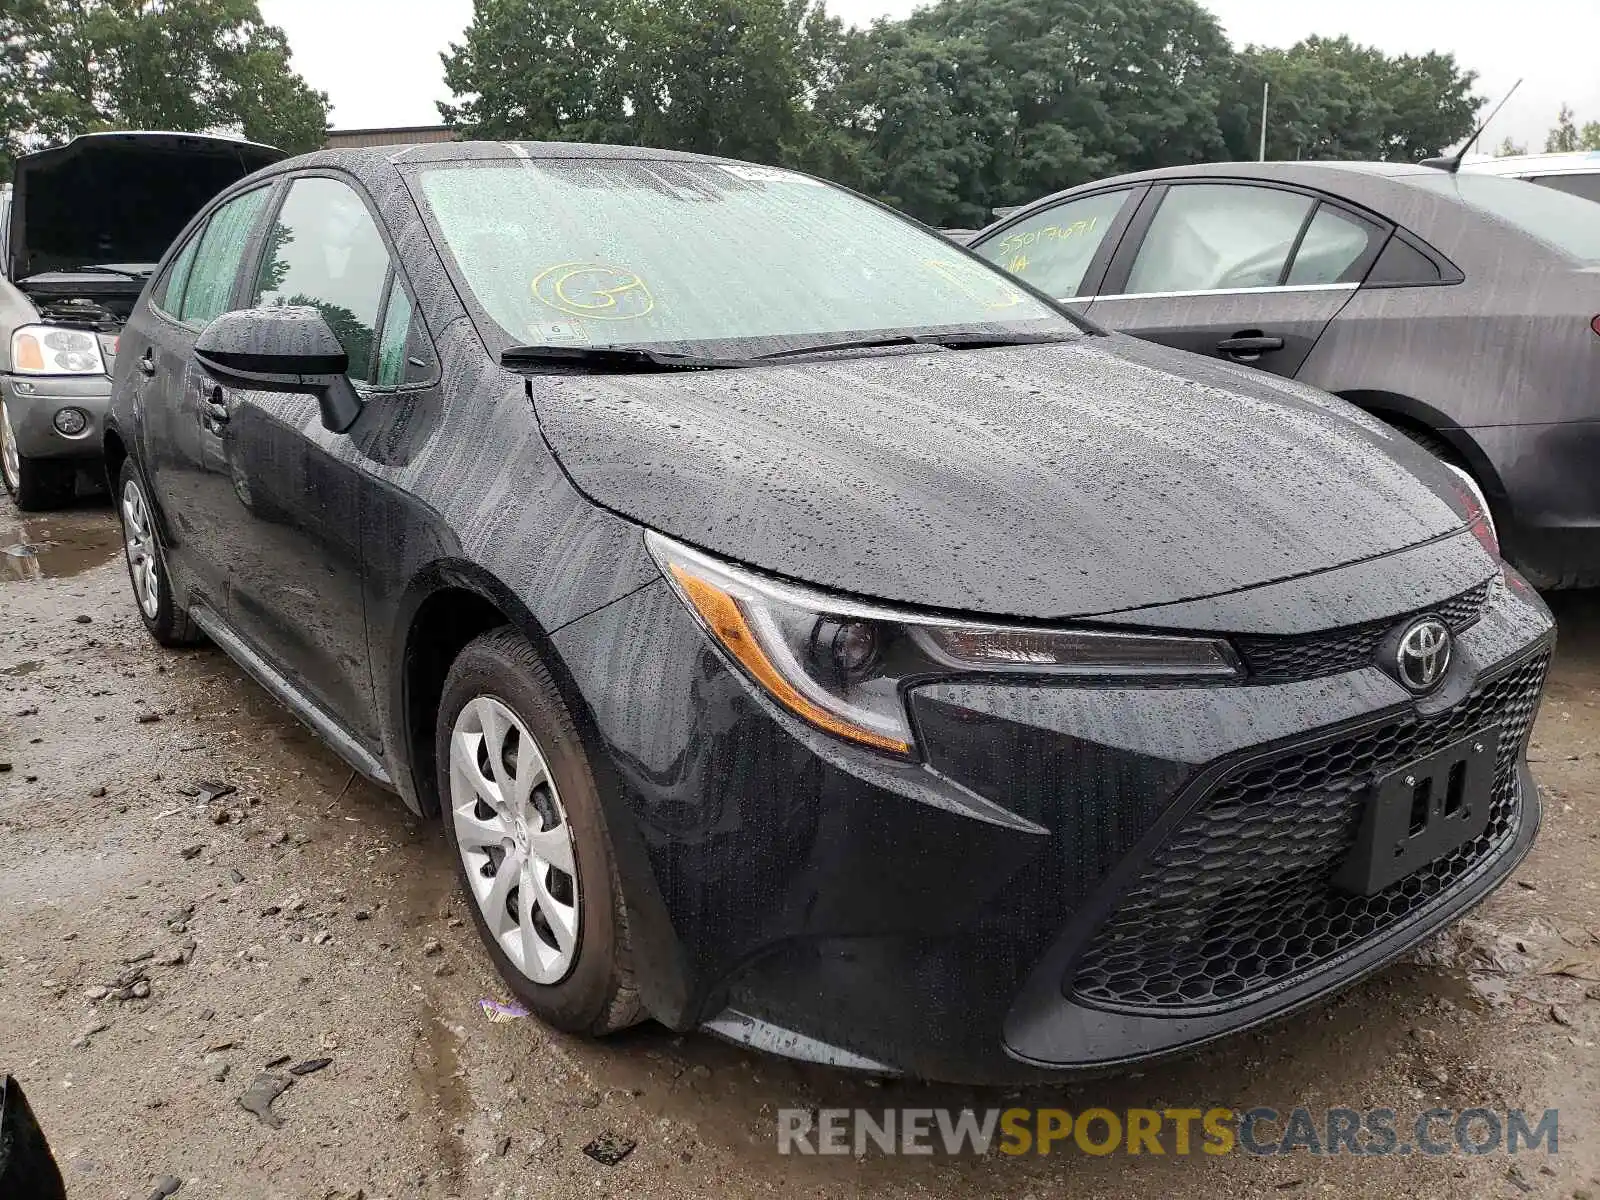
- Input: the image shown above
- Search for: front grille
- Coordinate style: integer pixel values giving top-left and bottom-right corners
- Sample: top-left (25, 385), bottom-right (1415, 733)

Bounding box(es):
top-left (1069, 651), bottom-right (1548, 1014)
top-left (1234, 581), bottom-right (1490, 683)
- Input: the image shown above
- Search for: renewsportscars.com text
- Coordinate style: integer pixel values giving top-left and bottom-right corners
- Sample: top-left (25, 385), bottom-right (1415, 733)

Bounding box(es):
top-left (777, 1106), bottom-right (1560, 1157)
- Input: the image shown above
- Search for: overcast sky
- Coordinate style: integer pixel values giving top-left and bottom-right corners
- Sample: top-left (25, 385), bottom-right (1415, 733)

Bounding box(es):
top-left (257, 0), bottom-right (1600, 155)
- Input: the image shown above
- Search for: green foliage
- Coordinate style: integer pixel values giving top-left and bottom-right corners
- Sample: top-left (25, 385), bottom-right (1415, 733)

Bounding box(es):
top-left (1496, 136), bottom-right (1527, 157)
top-left (1545, 104), bottom-right (1600, 153)
top-left (0, 0), bottom-right (330, 178)
top-left (440, 0), bottom-right (1485, 226)
top-left (1224, 37), bottom-right (1479, 164)
top-left (441, 0), bottom-right (833, 160)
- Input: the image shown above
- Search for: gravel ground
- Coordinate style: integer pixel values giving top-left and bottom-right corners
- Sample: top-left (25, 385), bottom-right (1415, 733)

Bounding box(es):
top-left (3, 491), bottom-right (1599, 1200)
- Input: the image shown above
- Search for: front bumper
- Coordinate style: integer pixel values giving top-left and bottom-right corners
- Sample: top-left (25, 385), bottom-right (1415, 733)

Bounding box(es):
top-left (0, 372), bottom-right (111, 460)
top-left (552, 561), bottom-right (1554, 1083)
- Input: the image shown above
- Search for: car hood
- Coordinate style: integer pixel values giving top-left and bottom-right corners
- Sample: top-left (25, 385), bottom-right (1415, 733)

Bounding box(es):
top-left (7, 132), bottom-right (283, 286)
top-left (531, 334), bottom-right (1467, 619)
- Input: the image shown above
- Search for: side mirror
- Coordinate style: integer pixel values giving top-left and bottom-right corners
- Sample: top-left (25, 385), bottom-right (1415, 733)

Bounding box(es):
top-left (194, 307), bottom-right (363, 434)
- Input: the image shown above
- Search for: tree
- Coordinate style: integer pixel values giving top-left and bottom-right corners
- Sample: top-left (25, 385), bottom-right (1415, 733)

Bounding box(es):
top-left (439, 0), bottom-right (632, 143)
top-left (438, 0), bottom-right (1491, 226)
top-left (1496, 136), bottom-right (1527, 157)
top-left (1224, 37), bottom-right (1479, 163)
top-left (0, 0), bottom-right (329, 177)
top-left (829, 0), bottom-right (1235, 225)
top-left (440, 0), bottom-right (836, 164)
top-left (1545, 105), bottom-right (1600, 152)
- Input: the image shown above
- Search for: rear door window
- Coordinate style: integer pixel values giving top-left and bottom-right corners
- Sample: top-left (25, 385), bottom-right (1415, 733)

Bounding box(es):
top-left (1286, 205), bottom-right (1384, 285)
top-left (975, 190), bottom-right (1134, 297)
top-left (253, 176), bottom-right (392, 383)
top-left (180, 186), bottom-right (270, 326)
top-left (1125, 184), bottom-right (1314, 294)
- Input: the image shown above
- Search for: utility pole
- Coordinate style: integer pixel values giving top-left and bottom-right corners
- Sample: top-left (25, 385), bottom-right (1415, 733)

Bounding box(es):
top-left (1259, 81), bottom-right (1270, 162)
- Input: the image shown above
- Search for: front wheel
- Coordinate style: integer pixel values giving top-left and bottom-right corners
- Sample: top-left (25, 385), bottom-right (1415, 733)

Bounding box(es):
top-left (117, 460), bottom-right (203, 646)
top-left (1, 398), bottom-right (76, 511)
top-left (436, 628), bottom-right (641, 1035)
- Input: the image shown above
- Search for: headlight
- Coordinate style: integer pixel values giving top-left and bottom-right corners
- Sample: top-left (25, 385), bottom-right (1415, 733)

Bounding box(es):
top-left (647, 532), bottom-right (1240, 757)
top-left (11, 325), bottom-right (107, 376)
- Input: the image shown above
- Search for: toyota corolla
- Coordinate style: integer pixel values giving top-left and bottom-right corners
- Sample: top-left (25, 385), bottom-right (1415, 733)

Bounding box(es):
top-left (104, 142), bottom-right (1553, 1082)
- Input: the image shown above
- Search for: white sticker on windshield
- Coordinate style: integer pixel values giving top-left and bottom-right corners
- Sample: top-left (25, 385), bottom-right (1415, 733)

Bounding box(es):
top-left (715, 164), bottom-right (825, 186)
top-left (525, 319), bottom-right (592, 345)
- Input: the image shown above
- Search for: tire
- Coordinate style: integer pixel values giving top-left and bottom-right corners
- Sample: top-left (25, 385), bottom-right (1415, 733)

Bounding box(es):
top-left (1, 398), bottom-right (76, 511)
top-left (436, 627), bottom-right (642, 1035)
top-left (116, 460), bottom-right (204, 647)
top-left (1395, 424), bottom-right (1460, 467)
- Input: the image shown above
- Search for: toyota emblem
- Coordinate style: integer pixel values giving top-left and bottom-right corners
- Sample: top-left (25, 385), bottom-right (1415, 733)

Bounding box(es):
top-left (1391, 617), bottom-right (1453, 693)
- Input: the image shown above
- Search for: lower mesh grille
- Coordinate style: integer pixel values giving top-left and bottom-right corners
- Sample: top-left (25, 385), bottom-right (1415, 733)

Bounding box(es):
top-left (1068, 652), bottom-right (1549, 1014)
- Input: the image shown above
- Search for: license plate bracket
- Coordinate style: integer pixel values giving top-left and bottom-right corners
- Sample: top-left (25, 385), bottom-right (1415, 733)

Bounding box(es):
top-left (1333, 728), bottom-right (1499, 896)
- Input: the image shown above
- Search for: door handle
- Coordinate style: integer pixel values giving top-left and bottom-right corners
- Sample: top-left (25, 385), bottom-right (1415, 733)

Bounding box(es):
top-left (204, 386), bottom-right (230, 428)
top-left (1216, 334), bottom-right (1285, 357)
top-left (138, 349), bottom-right (157, 377)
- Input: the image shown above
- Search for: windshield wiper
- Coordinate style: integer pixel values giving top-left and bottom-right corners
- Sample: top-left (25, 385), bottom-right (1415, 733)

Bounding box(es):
top-left (73, 264), bottom-right (154, 279)
top-left (751, 331), bottom-right (1078, 360)
top-left (501, 344), bottom-right (743, 371)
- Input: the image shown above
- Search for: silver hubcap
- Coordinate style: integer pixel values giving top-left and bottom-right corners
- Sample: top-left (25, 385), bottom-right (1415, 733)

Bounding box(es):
top-left (1, 399), bottom-right (19, 491)
top-left (121, 478), bottom-right (161, 619)
top-left (449, 696), bottom-right (580, 985)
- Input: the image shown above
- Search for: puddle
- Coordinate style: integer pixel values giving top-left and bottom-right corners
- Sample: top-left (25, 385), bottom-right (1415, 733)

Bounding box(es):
top-left (0, 510), bottom-right (121, 582)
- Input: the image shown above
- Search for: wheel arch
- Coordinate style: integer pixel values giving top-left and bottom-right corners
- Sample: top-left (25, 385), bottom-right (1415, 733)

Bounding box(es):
top-left (1335, 388), bottom-right (1509, 505)
top-left (390, 560), bottom-right (689, 1025)
top-left (388, 560), bottom-right (612, 821)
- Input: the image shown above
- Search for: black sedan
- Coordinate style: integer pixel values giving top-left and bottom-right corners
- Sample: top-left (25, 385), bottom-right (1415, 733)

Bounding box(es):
top-left (105, 142), bottom-right (1552, 1082)
top-left (969, 161), bottom-right (1600, 589)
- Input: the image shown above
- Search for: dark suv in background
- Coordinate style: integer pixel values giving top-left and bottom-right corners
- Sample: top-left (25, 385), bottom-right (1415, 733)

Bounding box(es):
top-left (1, 131), bottom-right (281, 508)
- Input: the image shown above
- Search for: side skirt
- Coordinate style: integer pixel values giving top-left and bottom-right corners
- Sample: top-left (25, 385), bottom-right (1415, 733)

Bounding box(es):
top-left (188, 603), bottom-right (393, 789)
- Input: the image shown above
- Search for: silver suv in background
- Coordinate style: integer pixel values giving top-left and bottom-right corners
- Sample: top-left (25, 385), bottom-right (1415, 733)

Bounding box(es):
top-left (1, 132), bottom-right (282, 509)
top-left (1461, 151), bottom-right (1600, 204)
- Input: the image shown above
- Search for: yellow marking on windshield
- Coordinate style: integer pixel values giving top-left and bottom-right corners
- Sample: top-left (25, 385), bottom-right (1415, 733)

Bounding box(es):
top-left (532, 263), bottom-right (655, 320)
top-left (923, 257), bottom-right (1024, 309)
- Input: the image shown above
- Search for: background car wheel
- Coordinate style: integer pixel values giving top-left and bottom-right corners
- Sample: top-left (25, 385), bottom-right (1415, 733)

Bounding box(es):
top-left (436, 627), bottom-right (642, 1035)
top-left (1, 400), bottom-right (76, 511)
top-left (116, 460), bottom-right (203, 647)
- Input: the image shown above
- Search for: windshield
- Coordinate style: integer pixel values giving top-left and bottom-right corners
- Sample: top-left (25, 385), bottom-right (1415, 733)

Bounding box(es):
top-left (412, 159), bottom-right (1078, 357)
top-left (1405, 172), bottom-right (1600, 264)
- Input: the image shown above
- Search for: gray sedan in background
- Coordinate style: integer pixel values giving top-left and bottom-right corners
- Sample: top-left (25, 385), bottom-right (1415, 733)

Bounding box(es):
top-left (970, 162), bottom-right (1600, 588)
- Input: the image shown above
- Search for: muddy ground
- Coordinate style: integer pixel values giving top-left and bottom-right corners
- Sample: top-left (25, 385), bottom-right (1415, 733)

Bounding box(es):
top-left (2, 490), bottom-right (1599, 1200)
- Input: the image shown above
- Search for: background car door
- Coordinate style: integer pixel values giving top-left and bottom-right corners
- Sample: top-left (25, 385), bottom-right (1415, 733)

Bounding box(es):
top-left (1086, 182), bottom-right (1387, 378)
top-left (194, 174), bottom-right (398, 742)
top-left (132, 184), bottom-right (273, 609)
top-left (972, 187), bottom-right (1144, 316)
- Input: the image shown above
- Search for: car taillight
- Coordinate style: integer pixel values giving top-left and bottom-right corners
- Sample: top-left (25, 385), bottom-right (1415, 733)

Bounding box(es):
top-left (1591, 314), bottom-right (1600, 338)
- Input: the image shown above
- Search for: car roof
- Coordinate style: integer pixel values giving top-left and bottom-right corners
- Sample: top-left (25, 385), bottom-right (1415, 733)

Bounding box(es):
top-left (1459, 151), bottom-right (1600, 177)
top-left (270, 139), bottom-right (747, 177)
top-left (1000, 160), bottom-right (1441, 214)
